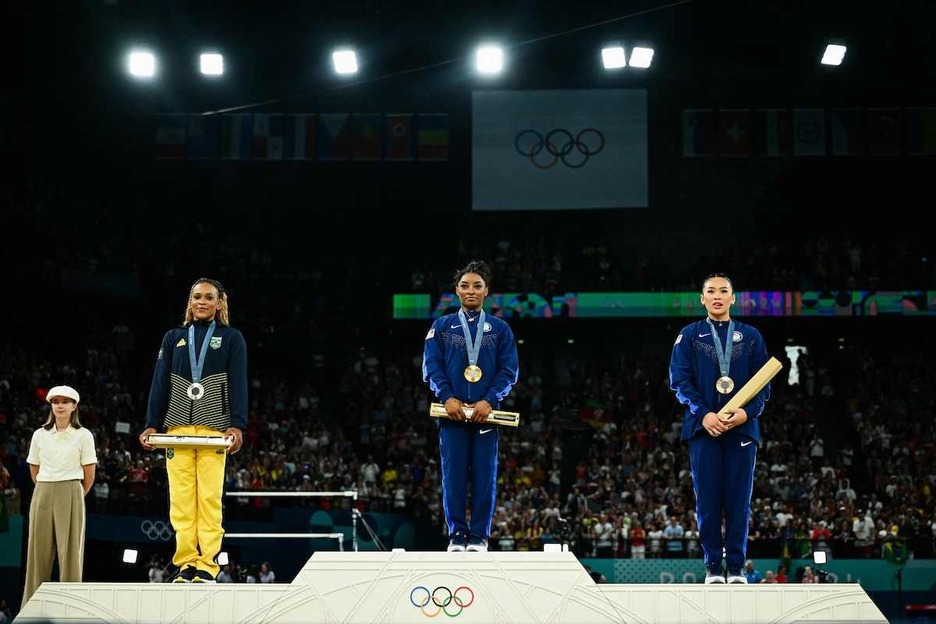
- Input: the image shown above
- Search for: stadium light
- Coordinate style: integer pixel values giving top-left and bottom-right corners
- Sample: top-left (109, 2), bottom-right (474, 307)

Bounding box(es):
top-left (218, 551), bottom-right (229, 566)
top-left (820, 44), bottom-right (847, 66)
top-left (475, 44), bottom-right (504, 75)
top-left (629, 46), bottom-right (654, 69)
top-left (122, 548), bottom-right (138, 564)
top-left (200, 52), bottom-right (224, 76)
top-left (332, 49), bottom-right (358, 75)
top-left (127, 50), bottom-right (156, 78)
top-left (601, 46), bottom-right (627, 69)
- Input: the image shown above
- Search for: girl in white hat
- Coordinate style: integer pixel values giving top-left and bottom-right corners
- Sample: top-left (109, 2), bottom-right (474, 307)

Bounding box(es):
top-left (22, 386), bottom-right (97, 609)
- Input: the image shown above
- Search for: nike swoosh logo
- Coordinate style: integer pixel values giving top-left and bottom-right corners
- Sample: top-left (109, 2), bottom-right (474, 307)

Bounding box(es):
top-left (451, 324), bottom-right (462, 329)
top-left (698, 333), bottom-right (711, 338)
top-left (480, 428), bottom-right (493, 435)
top-left (741, 440), bottom-right (753, 447)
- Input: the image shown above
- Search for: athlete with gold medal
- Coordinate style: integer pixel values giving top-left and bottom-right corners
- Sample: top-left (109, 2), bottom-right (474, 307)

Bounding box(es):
top-left (422, 260), bottom-right (519, 553)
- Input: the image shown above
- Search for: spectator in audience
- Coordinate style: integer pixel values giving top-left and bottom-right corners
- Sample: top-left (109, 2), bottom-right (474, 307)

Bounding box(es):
top-left (669, 273), bottom-right (772, 584)
top-left (22, 386), bottom-right (97, 608)
top-left (663, 516), bottom-right (686, 558)
top-left (801, 565), bottom-right (818, 583)
top-left (684, 519), bottom-right (701, 558)
top-left (216, 564), bottom-right (234, 583)
top-left (853, 509), bottom-right (875, 558)
top-left (147, 556), bottom-right (165, 583)
top-left (593, 512), bottom-right (615, 558)
top-left (742, 559), bottom-right (763, 584)
top-left (422, 260), bottom-right (519, 553)
top-left (139, 278), bottom-right (247, 583)
top-left (259, 561), bottom-right (275, 583)
top-left (244, 565), bottom-right (259, 583)
top-left (0, 462), bottom-right (13, 520)
top-left (629, 520), bottom-right (646, 559)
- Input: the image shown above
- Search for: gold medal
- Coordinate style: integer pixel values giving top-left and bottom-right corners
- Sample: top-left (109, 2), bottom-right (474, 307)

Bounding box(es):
top-left (464, 365), bottom-right (483, 383)
top-left (716, 376), bottom-right (734, 395)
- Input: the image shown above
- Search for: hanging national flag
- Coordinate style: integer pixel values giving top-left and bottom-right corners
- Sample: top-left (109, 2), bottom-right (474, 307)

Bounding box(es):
top-left (417, 113), bottom-right (450, 161)
top-left (317, 113), bottom-right (352, 161)
top-left (906, 107), bottom-right (936, 155)
top-left (757, 109), bottom-right (792, 157)
top-left (187, 114), bottom-right (220, 160)
top-left (283, 113), bottom-right (316, 160)
top-left (830, 108), bottom-right (866, 156)
top-left (472, 89), bottom-right (648, 211)
top-left (220, 113), bottom-right (253, 160)
top-left (351, 113), bottom-right (383, 161)
top-left (252, 113), bottom-right (284, 160)
top-left (154, 113), bottom-right (187, 160)
top-left (717, 109), bottom-right (751, 157)
top-left (384, 113), bottom-right (414, 161)
top-left (793, 108), bottom-right (826, 156)
top-left (682, 109), bottom-right (714, 157)
top-left (867, 108), bottom-right (901, 156)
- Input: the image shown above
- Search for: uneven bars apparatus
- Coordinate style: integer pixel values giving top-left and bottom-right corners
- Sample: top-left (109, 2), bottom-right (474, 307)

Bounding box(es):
top-left (224, 490), bottom-right (359, 551)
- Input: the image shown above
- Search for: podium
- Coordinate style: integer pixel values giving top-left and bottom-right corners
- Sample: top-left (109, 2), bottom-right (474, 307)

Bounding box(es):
top-left (15, 551), bottom-right (888, 623)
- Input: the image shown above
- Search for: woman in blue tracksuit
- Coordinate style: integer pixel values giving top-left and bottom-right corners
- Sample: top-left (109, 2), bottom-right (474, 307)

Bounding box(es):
top-left (422, 260), bottom-right (519, 552)
top-left (669, 273), bottom-right (771, 584)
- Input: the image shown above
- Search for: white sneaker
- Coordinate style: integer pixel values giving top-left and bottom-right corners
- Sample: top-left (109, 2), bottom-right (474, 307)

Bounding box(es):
top-left (466, 538), bottom-right (488, 552)
top-left (727, 574), bottom-right (748, 584)
top-left (447, 532), bottom-right (468, 552)
top-left (705, 572), bottom-right (726, 584)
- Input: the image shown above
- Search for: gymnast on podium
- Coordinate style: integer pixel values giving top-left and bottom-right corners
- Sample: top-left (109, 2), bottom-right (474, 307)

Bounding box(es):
top-left (138, 278), bottom-right (248, 584)
top-left (422, 260), bottom-right (519, 554)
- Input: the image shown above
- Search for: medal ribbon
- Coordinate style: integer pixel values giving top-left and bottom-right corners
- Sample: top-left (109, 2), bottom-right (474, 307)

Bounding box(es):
top-left (188, 321), bottom-right (217, 385)
top-left (458, 309), bottom-right (486, 371)
top-left (706, 317), bottom-right (735, 381)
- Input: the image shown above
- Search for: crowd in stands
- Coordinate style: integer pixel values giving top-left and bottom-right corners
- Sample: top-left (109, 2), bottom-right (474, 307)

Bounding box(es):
top-left (3, 181), bottom-right (936, 602)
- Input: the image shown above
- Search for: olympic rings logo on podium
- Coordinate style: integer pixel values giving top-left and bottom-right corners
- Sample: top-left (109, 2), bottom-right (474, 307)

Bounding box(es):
top-left (141, 519), bottom-right (175, 542)
top-left (410, 585), bottom-right (475, 617)
top-left (514, 128), bottom-right (605, 169)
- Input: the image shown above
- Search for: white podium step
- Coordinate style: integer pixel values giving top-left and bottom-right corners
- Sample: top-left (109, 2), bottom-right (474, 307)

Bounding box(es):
top-left (16, 551), bottom-right (889, 624)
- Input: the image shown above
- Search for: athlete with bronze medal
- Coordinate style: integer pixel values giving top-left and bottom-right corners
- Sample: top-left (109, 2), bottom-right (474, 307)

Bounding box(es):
top-left (668, 273), bottom-right (772, 585)
top-left (709, 317), bottom-right (735, 397)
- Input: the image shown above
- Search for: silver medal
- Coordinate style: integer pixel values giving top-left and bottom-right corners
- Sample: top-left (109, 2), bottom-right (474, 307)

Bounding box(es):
top-left (187, 382), bottom-right (205, 400)
top-left (716, 376), bottom-right (735, 395)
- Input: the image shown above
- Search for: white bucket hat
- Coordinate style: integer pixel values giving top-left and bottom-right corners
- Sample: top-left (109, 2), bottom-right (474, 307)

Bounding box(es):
top-left (46, 385), bottom-right (80, 404)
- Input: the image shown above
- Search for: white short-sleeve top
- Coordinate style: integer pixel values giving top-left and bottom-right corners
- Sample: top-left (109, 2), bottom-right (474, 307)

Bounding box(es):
top-left (27, 425), bottom-right (98, 482)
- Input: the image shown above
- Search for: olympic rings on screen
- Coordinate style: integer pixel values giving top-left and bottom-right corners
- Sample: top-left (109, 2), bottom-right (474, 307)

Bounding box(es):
top-left (410, 585), bottom-right (475, 617)
top-left (141, 519), bottom-right (175, 542)
top-left (514, 128), bottom-right (605, 169)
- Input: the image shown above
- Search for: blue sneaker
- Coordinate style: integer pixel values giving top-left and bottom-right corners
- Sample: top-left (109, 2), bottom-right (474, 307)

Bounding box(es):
top-left (467, 536), bottom-right (488, 552)
top-left (447, 531), bottom-right (469, 552)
